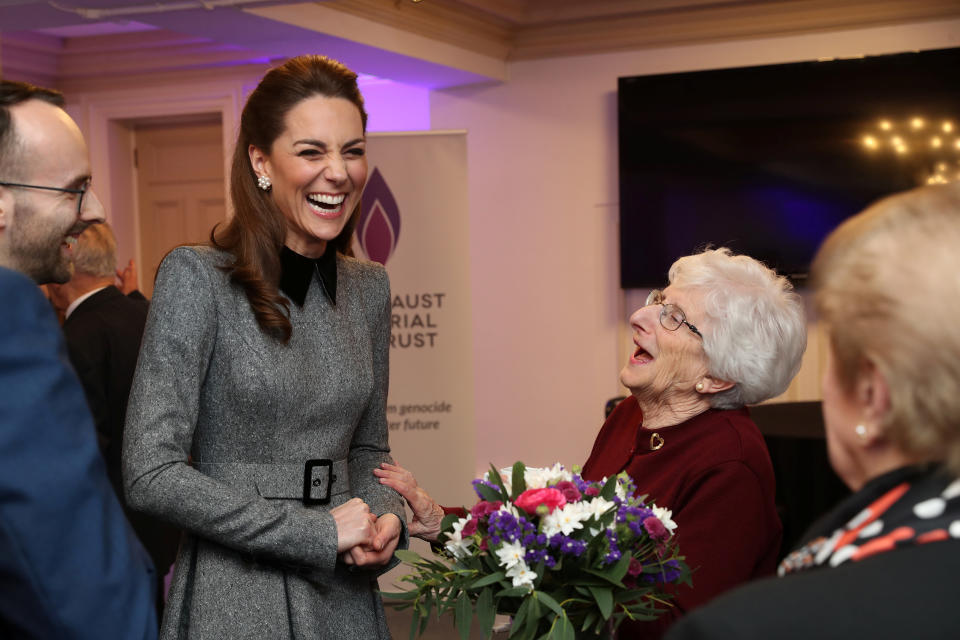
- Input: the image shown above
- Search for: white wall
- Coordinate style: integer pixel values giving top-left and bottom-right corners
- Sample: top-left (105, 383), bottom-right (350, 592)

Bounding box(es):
top-left (430, 18), bottom-right (960, 478)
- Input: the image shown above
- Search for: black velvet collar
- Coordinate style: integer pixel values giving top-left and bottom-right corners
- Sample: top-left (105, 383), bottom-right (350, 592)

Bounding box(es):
top-left (279, 245), bottom-right (337, 307)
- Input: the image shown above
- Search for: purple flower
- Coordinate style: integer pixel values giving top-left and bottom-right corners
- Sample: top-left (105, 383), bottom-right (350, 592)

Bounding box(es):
top-left (642, 559), bottom-right (682, 583)
top-left (603, 528), bottom-right (622, 565)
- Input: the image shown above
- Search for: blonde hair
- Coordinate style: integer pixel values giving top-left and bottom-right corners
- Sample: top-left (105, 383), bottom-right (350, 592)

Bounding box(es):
top-left (812, 183), bottom-right (960, 475)
top-left (669, 248), bottom-right (806, 409)
top-left (72, 222), bottom-right (117, 279)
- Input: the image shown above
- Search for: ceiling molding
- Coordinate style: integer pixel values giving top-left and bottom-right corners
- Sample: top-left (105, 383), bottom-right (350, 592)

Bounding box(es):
top-left (324, 0), bottom-right (960, 61)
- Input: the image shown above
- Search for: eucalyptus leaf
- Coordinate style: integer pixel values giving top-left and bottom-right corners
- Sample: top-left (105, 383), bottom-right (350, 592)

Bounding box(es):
top-left (588, 586), bottom-right (613, 620)
top-left (472, 571), bottom-right (507, 589)
top-left (476, 483), bottom-right (503, 503)
top-left (535, 591), bottom-right (563, 617)
top-left (487, 463), bottom-right (509, 497)
top-left (476, 587), bottom-right (495, 638)
top-left (395, 549), bottom-right (426, 565)
top-left (552, 614), bottom-right (575, 640)
top-left (600, 474), bottom-right (618, 501)
top-left (511, 461), bottom-right (527, 499)
top-left (581, 609), bottom-right (598, 632)
top-left (511, 596), bottom-right (532, 636)
top-left (407, 611), bottom-right (419, 640)
top-left (455, 591), bottom-right (472, 640)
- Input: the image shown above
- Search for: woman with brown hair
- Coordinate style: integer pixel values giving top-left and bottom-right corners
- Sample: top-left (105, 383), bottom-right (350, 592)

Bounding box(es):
top-left (123, 55), bottom-right (406, 639)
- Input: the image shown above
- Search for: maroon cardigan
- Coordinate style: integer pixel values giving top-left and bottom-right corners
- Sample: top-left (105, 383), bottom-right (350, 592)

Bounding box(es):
top-left (582, 397), bottom-right (781, 639)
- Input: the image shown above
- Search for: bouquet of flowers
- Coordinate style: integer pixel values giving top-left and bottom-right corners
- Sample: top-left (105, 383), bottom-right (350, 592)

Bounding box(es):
top-left (386, 462), bottom-right (690, 640)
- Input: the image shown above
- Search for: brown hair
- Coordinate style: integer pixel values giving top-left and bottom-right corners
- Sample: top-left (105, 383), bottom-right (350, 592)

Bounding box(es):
top-left (211, 55), bottom-right (368, 343)
top-left (812, 183), bottom-right (960, 475)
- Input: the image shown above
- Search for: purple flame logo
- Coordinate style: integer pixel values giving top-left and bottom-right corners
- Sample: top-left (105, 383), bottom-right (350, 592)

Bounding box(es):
top-left (357, 167), bottom-right (401, 265)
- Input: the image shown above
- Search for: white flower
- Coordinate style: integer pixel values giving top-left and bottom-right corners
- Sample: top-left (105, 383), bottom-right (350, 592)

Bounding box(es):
top-left (500, 463), bottom-right (572, 492)
top-left (506, 560), bottom-right (537, 590)
top-left (541, 501), bottom-right (589, 537)
top-left (614, 478), bottom-right (630, 500)
top-left (495, 540), bottom-right (526, 570)
top-left (583, 496), bottom-right (617, 521)
top-left (652, 505), bottom-right (678, 535)
top-left (444, 516), bottom-right (474, 559)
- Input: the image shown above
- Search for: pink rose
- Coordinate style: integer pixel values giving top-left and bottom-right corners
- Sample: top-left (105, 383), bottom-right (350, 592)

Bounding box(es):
top-left (584, 486), bottom-right (600, 497)
top-left (643, 516), bottom-right (669, 540)
top-left (462, 518), bottom-right (478, 537)
top-left (470, 500), bottom-right (503, 520)
top-left (514, 488), bottom-right (567, 515)
top-left (627, 557), bottom-right (644, 576)
top-left (554, 481), bottom-right (582, 503)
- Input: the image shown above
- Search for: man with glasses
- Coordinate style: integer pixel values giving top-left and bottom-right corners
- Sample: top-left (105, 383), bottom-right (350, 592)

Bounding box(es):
top-left (0, 80), bottom-right (158, 638)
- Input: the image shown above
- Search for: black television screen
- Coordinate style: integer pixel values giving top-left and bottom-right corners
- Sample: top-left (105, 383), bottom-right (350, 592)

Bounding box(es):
top-left (618, 47), bottom-right (960, 288)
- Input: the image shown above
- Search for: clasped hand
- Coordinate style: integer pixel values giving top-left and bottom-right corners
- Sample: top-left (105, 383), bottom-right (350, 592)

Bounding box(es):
top-left (331, 497), bottom-right (402, 567)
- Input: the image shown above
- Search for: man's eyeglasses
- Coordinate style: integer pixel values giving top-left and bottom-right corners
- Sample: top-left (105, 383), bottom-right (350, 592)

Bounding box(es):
top-left (0, 180), bottom-right (90, 216)
top-left (645, 289), bottom-right (703, 340)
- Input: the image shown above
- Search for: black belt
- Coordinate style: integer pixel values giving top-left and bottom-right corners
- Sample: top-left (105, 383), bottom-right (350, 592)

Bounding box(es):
top-left (195, 458), bottom-right (350, 505)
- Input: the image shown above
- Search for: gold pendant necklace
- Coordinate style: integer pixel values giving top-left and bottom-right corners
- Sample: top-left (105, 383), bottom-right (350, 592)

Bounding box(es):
top-left (649, 432), bottom-right (665, 451)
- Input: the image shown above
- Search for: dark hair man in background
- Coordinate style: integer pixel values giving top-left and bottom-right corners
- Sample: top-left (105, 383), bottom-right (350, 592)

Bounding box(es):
top-left (48, 222), bottom-right (181, 612)
top-left (0, 79), bottom-right (158, 639)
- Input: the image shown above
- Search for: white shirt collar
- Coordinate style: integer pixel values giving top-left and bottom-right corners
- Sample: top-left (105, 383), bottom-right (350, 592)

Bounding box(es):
top-left (65, 285), bottom-right (110, 320)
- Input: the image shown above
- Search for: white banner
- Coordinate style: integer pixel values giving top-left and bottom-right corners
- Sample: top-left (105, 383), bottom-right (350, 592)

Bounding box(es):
top-left (355, 132), bottom-right (476, 590)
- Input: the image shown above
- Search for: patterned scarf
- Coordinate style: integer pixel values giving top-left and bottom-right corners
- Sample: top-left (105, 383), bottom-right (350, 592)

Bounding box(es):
top-left (778, 464), bottom-right (960, 575)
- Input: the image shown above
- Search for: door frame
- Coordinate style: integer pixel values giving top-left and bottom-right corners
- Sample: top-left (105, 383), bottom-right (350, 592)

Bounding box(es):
top-left (69, 82), bottom-right (245, 289)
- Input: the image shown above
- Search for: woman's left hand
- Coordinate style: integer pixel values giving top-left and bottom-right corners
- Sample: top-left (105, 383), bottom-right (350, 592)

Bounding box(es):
top-left (341, 513), bottom-right (402, 567)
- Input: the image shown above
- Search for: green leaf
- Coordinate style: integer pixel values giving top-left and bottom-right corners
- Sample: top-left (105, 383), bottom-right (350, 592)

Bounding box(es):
top-left (511, 596), bottom-right (532, 637)
top-left (497, 587), bottom-right (530, 599)
top-left (487, 463), bottom-right (509, 493)
top-left (476, 587), bottom-right (495, 638)
top-left (476, 482), bottom-right (503, 503)
top-left (552, 614), bottom-right (575, 640)
top-left (600, 474), bottom-right (618, 501)
top-left (409, 607), bottom-right (420, 640)
top-left (382, 590), bottom-right (420, 601)
top-left (609, 554), bottom-right (632, 584)
top-left (535, 591), bottom-right (563, 617)
top-left (394, 549), bottom-right (426, 565)
top-left (581, 609), bottom-right (598, 632)
top-left (511, 461), bottom-right (527, 500)
top-left (455, 591), bottom-right (472, 640)
top-left (588, 586), bottom-right (613, 620)
top-left (524, 597), bottom-right (542, 637)
top-left (471, 571), bottom-right (507, 589)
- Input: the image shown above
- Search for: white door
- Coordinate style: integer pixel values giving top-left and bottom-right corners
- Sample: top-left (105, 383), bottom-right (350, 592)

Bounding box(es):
top-left (135, 119), bottom-right (225, 297)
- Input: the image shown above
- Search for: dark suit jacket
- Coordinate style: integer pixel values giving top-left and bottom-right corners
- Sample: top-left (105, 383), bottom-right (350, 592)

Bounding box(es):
top-left (63, 285), bottom-right (180, 574)
top-left (0, 266), bottom-right (157, 639)
top-left (664, 541), bottom-right (960, 640)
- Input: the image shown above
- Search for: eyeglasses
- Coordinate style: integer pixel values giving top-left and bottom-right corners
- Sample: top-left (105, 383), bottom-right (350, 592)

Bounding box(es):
top-left (0, 179), bottom-right (91, 216)
top-left (645, 289), bottom-right (703, 340)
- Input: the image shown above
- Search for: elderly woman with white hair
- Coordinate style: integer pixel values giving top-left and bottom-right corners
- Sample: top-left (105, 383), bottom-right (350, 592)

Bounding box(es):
top-left (377, 248), bottom-right (806, 637)
top-left (580, 247), bottom-right (806, 637)
top-left (664, 184), bottom-right (960, 640)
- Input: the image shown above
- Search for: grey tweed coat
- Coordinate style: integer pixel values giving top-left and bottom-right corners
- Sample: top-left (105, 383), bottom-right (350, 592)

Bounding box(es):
top-left (123, 246), bottom-right (406, 639)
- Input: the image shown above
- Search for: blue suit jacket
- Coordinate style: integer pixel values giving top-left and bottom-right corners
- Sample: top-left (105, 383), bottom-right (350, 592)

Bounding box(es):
top-left (0, 266), bottom-right (157, 639)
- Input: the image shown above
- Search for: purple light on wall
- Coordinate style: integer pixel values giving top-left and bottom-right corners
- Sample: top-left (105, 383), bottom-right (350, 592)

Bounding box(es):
top-left (357, 167), bottom-right (401, 265)
top-left (359, 75), bottom-right (431, 131)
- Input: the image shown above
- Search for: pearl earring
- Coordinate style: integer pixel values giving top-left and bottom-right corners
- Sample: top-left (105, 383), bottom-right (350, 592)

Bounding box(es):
top-left (855, 424), bottom-right (868, 440)
top-left (696, 382), bottom-right (704, 391)
top-left (257, 174), bottom-right (272, 191)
